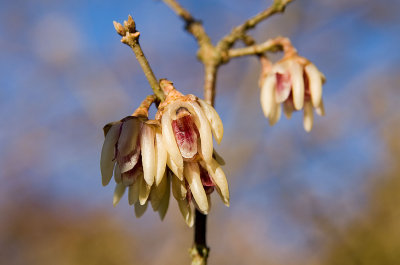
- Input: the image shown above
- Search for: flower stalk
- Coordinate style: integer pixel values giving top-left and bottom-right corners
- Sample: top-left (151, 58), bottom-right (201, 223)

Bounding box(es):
top-left (114, 16), bottom-right (165, 101)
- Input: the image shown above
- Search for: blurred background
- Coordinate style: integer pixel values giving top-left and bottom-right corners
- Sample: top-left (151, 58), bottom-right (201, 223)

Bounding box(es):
top-left (1, 0), bottom-right (400, 264)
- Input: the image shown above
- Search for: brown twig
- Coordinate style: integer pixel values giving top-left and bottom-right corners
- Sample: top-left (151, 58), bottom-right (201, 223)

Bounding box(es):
top-left (217, 0), bottom-right (293, 51)
top-left (114, 16), bottom-right (165, 101)
top-left (162, 0), bottom-right (212, 48)
top-left (228, 36), bottom-right (294, 58)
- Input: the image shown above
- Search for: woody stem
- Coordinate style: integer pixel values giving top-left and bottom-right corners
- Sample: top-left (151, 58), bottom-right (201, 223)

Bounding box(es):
top-left (190, 210), bottom-right (209, 265)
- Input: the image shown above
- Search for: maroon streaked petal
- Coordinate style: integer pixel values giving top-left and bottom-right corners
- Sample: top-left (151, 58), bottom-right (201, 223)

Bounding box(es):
top-left (118, 141), bottom-right (141, 173)
top-left (199, 165), bottom-right (214, 187)
top-left (172, 114), bottom-right (198, 159)
top-left (121, 161), bottom-right (143, 186)
top-left (275, 72), bottom-right (291, 103)
top-left (204, 186), bottom-right (215, 195)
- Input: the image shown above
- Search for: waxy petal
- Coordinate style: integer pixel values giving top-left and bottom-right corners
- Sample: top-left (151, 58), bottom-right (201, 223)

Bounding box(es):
top-left (121, 163), bottom-right (142, 186)
top-left (303, 101), bottom-right (314, 132)
top-left (171, 172), bottom-right (187, 200)
top-left (150, 172), bottom-right (168, 211)
top-left (197, 99), bottom-right (224, 144)
top-left (119, 145), bottom-right (140, 173)
top-left (177, 199), bottom-right (194, 227)
top-left (157, 176), bottom-right (170, 220)
top-left (117, 117), bottom-right (142, 157)
top-left (305, 63), bottom-right (323, 107)
top-left (166, 154), bottom-right (183, 181)
top-left (283, 100), bottom-right (295, 119)
top-left (141, 123), bottom-right (155, 186)
top-left (139, 173), bottom-right (151, 205)
top-left (162, 107), bottom-right (184, 170)
top-left (269, 101), bottom-right (282, 126)
top-left (205, 159), bottom-right (230, 207)
top-left (113, 183), bottom-right (126, 207)
top-left (315, 99), bottom-right (326, 116)
top-left (155, 129), bottom-right (167, 185)
top-left (191, 102), bottom-right (213, 164)
top-left (100, 123), bottom-right (121, 186)
top-left (273, 62), bottom-right (292, 103)
top-left (290, 61), bottom-right (305, 110)
top-left (114, 164), bottom-right (122, 184)
top-left (172, 114), bottom-right (198, 159)
top-left (128, 178), bottom-right (140, 205)
top-left (212, 149), bottom-right (225, 166)
top-left (260, 74), bottom-right (277, 118)
top-left (134, 201), bottom-right (148, 218)
top-left (184, 162), bottom-right (208, 213)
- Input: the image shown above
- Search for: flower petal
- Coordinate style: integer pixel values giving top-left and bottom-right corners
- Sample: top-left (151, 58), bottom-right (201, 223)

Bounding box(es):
top-left (162, 106), bottom-right (183, 169)
top-left (315, 99), bottom-right (326, 116)
top-left (197, 99), bottom-right (224, 144)
top-left (157, 175), bottom-right (170, 220)
top-left (100, 123), bottom-right (121, 186)
top-left (113, 183), bottom-right (126, 207)
top-left (290, 61), bottom-right (305, 110)
top-left (155, 129), bottom-right (167, 185)
top-left (273, 62), bottom-right (292, 103)
top-left (171, 171), bottom-right (187, 200)
top-left (119, 145), bottom-right (141, 174)
top-left (260, 74), bottom-right (277, 118)
top-left (150, 171), bottom-right (167, 211)
top-left (177, 199), bottom-right (194, 227)
top-left (114, 164), bottom-right (122, 184)
top-left (303, 100), bottom-right (314, 132)
top-left (141, 123), bottom-right (155, 186)
top-left (134, 201), bottom-right (148, 218)
top-left (212, 149), bottom-right (225, 166)
top-left (172, 114), bottom-right (198, 159)
top-left (166, 154), bottom-right (183, 181)
top-left (205, 159), bottom-right (229, 207)
top-left (117, 117), bottom-right (142, 157)
top-left (269, 101), bottom-right (282, 126)
top-left (305, 63), bottom-right (323, 107)
top-left (128, 178), bottom-right (140, 205)
top-left (184, 162), bottom-right (208, 213)
top-left (139, 173), bottom-right (151, 205)
top-left (283, 100), bottom-right (295, 119)
top-left (191, 102), bottom-right (213, 164)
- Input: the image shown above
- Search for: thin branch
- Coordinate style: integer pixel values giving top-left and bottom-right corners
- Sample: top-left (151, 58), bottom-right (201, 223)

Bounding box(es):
top-left (189, 210), bottom-right (209, 265)
top-left (162, 0), bottom-right (212, 47)
top-left (217, 0), bottom-right (293, 51)
top-left (114, 16), bottom-right (165, 101)
top-left (203, 64), bottom-right (218, 106)
top-left (228, 36), bottom-right (293, 58)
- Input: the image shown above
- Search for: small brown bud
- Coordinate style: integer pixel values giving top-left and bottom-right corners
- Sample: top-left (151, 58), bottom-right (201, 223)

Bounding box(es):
top-left (124, 15), bottom-right (136, 33)
top-left (113, 21), bottom-right (126, 36)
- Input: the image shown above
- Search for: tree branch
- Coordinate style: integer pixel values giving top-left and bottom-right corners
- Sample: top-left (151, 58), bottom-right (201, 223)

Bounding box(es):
top-left (114, 16), bottom-right (165, 101)
top-left (189, 210), bottom-right (209, 265)
top-left (162, 0), bottom-right (212, 48)
top-left (228, 36), bottom-right (293, 58)
top-left (217, 0), bottom-right (293, 51)
top-left (203, 64), bottom-right (218, 106)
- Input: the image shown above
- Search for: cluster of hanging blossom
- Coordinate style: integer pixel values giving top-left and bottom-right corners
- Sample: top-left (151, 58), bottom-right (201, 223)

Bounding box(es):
top-left (259, 38), bottom-right (326, 132)
top-left (100, 80), bottom-right (229, 226)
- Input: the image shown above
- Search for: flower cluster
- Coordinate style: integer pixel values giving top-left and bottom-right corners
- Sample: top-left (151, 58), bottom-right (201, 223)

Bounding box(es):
top-left (100, 81), bottom-right (229, 226)
top-left (260, 44), bottom-right (326, 132)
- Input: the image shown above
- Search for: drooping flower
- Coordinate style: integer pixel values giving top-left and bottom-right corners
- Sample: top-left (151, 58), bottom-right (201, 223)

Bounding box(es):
top-left (260, 52), bottom-right (326, 132)
top-left (171, 156), bottom-right (228, 227)
top-left (100, 95), bottom-right (169, 218)
top-left (156, 79), bottom-right (229, 221)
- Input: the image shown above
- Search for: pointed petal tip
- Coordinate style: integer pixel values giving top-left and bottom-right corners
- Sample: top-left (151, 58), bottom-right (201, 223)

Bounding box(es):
top-left (260, 74), bottom-right (277, 118)
top-left (303, 101), bottom-right (314, 132)
top-left (197, 99), bottom-right (224, 144)
top-left (305, 63), bottom-right (323, 108)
